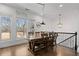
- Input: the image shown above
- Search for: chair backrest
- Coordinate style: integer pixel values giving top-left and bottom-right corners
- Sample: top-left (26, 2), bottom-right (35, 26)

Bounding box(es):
top-left (41, 32), bottom-right (48, 38)
top-left (53, 32), bottom-right (58, 40)
top-left (49, 32), bottom-right (58, 39)
top-left (41, 32), bottom-right (58, 41)
top-left (49, 32), bottom-right (54, 37)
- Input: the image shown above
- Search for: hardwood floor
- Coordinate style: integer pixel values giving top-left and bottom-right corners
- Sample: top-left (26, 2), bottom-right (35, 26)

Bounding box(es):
top-left (0, 43), bottom-right (78, 56)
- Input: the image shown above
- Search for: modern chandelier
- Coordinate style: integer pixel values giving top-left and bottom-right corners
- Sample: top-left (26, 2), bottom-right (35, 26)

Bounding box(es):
top-left (58, 4), bottom-right (63, 28)
top-left (58, 14), bottom-right (63, 28)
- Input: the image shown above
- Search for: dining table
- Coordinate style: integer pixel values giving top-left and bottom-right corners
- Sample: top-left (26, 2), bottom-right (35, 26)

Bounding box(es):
top-left (28, 36), bottom-right (49, 53)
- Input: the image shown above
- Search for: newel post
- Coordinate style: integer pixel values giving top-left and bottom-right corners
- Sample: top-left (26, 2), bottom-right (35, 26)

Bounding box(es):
top-left (75, 32), bottom-right (77, 55)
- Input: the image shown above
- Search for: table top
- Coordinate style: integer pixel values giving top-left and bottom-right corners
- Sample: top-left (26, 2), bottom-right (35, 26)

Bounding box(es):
top-left (29, 37), bottom-right (42, 40)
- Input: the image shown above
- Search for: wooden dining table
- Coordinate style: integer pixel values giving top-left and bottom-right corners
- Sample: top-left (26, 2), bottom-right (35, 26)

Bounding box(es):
top-left (28, 37), bottom-right (49, 53)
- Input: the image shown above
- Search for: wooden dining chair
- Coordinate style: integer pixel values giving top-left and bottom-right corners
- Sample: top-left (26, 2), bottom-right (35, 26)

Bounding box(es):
top-left (48, 32), bottom-right (58, 47)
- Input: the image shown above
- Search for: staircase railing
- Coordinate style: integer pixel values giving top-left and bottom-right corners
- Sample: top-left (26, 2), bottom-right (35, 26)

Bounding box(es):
top-left (55, 32), bottom-right (77, 53)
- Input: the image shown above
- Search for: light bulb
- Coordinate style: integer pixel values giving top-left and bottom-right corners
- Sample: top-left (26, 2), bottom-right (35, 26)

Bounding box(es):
top-left (58, 23), bottom-right (63, 28)
top-left (59, 4), bottom-right (63, 7)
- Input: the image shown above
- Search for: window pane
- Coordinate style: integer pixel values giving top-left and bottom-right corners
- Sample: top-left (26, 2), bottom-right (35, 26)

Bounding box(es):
top-left (0, 16), bottom-right (11, 40)
top-left (16, 18), bottom-right (27, 39)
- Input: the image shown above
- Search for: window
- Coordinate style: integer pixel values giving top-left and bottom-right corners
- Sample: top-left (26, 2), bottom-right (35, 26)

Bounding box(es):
top-left (0, 16), bottom-right (11, 40)
top-left (16, 18), bottom-right (27, 39)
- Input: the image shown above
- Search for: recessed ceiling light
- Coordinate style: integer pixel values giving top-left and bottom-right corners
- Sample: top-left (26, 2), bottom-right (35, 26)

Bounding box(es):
top-left (59, 4), bottom-right (63, 7)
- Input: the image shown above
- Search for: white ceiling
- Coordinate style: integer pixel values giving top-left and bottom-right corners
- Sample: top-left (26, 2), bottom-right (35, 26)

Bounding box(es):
top-left (1, 3), bottom-right (79, 21)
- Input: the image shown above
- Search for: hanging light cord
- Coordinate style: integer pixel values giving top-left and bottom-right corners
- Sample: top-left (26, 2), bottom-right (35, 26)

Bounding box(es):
top-left (41, 4), bottom-right (45, 25)
top-left (42, 4), bottom-right (45, 20)
top-left (37, 3), bottom-right (46, 25)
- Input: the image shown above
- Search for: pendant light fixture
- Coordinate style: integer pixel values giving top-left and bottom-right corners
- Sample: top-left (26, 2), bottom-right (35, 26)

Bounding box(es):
top-left (40, 4), bottom-right (46, 25)
top-left (58, 14), bottom-right (63, 28)
top-left (58, 4), bottom-right (63, 28)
